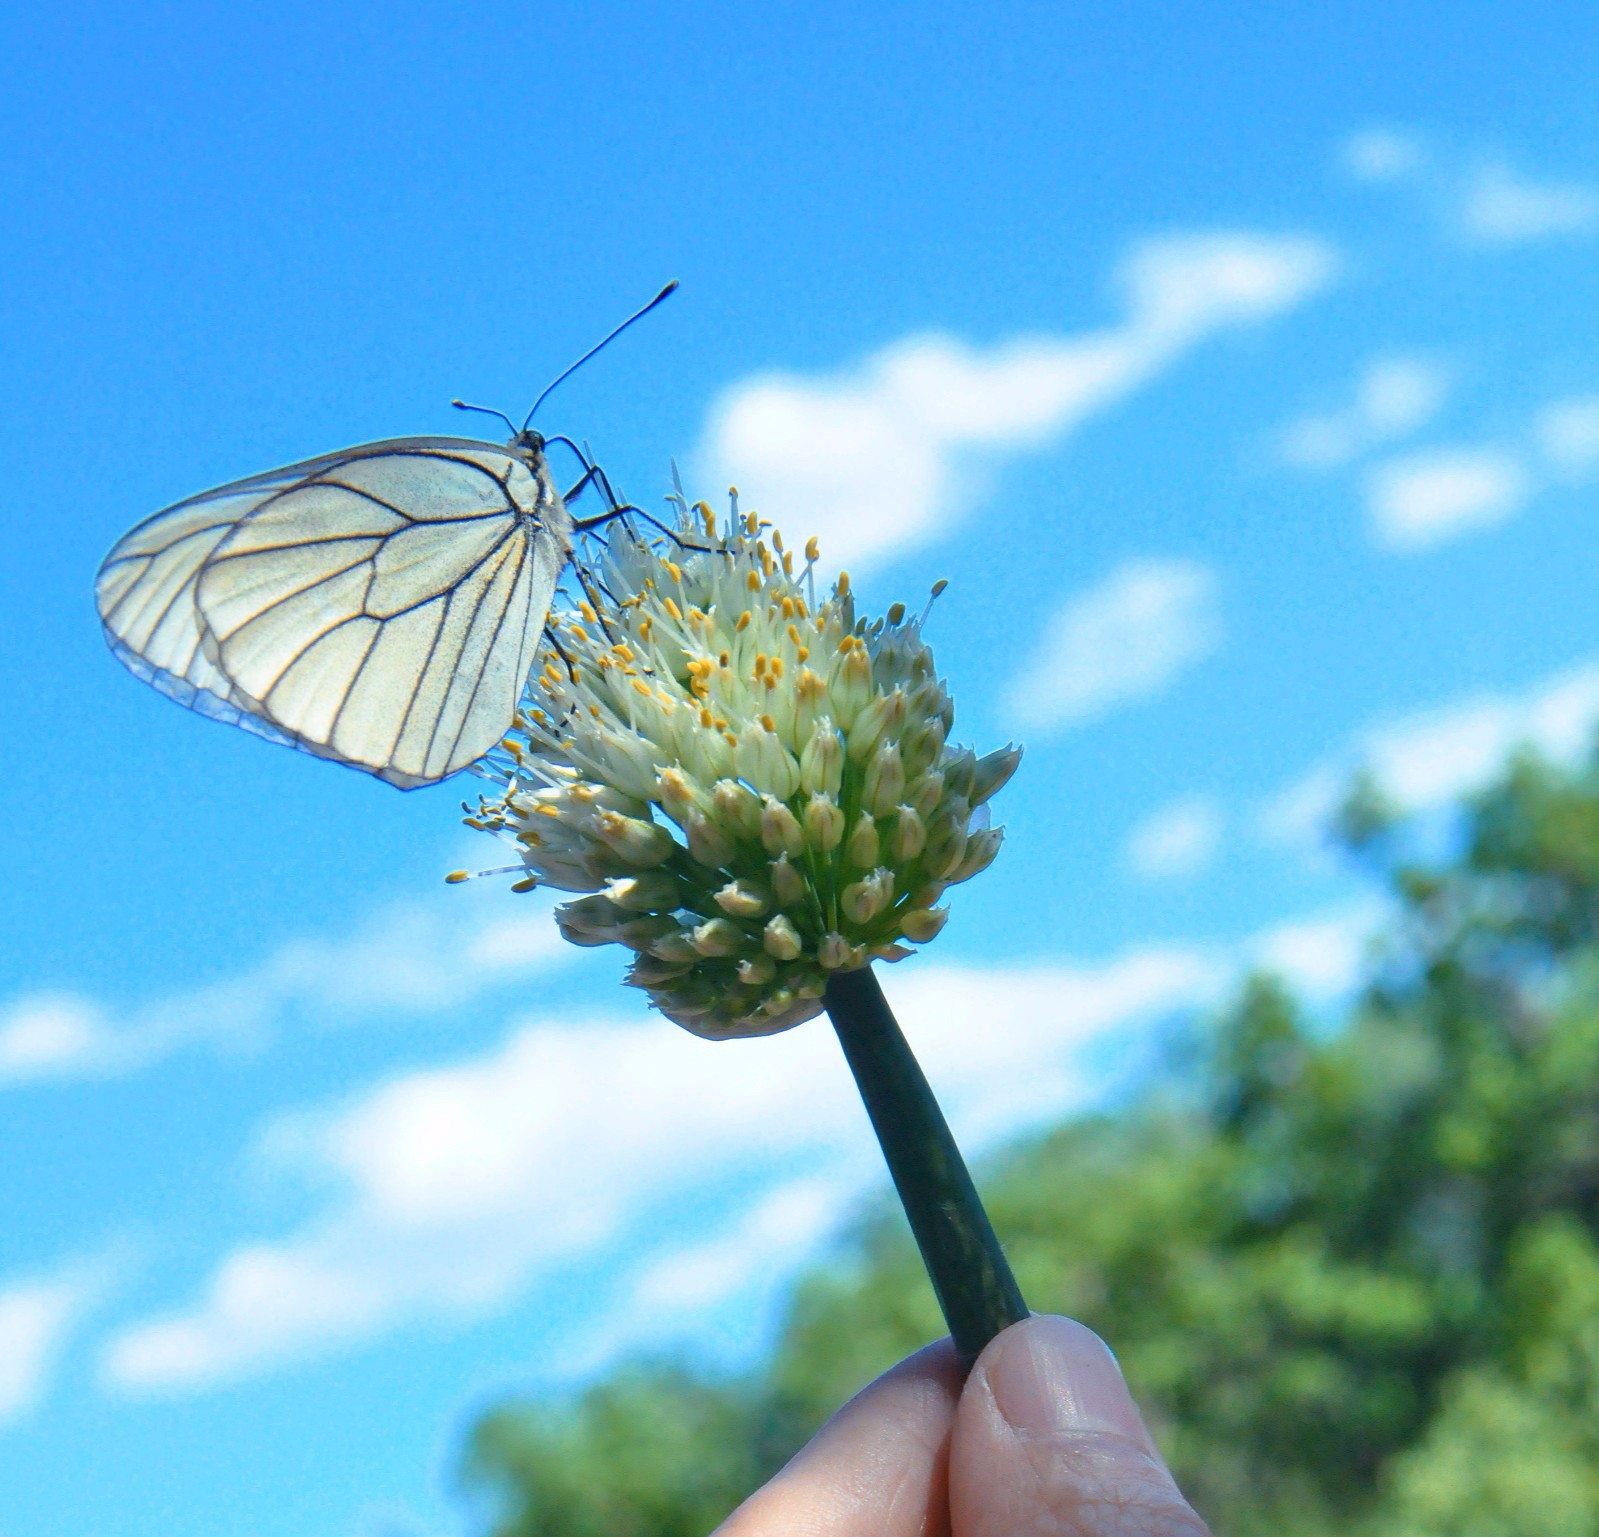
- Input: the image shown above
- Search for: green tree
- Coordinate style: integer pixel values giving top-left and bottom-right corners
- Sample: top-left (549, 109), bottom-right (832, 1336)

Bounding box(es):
top-left (462, 744), bottom-right (1599, 1536)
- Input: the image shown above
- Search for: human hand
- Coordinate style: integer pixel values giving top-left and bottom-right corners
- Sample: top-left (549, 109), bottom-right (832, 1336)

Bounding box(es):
top-left (715, 1315), bottom-right (1210, 1536)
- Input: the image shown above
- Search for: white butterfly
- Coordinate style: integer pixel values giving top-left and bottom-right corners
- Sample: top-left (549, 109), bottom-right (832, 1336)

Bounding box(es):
top-left (96, 431), bottom-right (581, 789)
top-left (94, 285), bottom-right (676, 790)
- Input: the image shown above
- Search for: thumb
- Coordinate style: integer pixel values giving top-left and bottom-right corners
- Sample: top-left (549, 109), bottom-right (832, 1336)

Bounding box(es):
top-left (949, 1315), bottom-right (1210, 1537)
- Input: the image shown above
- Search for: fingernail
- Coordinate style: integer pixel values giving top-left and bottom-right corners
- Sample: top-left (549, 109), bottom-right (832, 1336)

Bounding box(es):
top-left (987, 1316), bottom-right (1149, 1443)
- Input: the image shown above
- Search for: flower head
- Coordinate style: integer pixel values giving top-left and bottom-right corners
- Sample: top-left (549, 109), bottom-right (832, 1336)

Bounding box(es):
top-left (458, 488), bottom-right (1021, 1040)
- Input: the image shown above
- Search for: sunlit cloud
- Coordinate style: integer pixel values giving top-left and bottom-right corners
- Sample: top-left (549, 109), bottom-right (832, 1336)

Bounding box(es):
top-left (1341, 126), bottom-right (1427, 184)
top-left (1262, 660), bottom-right (1599, 846)
top-left (1125, 797), bottom-right (1224, 880)
top-left (1535, 394), bottom-right (1599, 475)
top-left (1462, 161), bottom-right (1599, 244)
top-left (1009, 559), bottom-right (1220, 728)
top-left (0, 1263), bottom-right (106, 1427)
top-left (101, 949), bottom-right (1222, 1392)
top-left (1364, 446), bottom-right (1531, 549)
top-left (0, 891), bottom-right (574, 1089)
top-left (1277, 355), bottom-right (1452, 470)
top-left (698, 231), bottom-right (1336, 568)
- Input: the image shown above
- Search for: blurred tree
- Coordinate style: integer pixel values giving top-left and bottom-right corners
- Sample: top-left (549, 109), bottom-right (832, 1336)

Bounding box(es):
top-left (462, 744), bottom-right (1599, 1536)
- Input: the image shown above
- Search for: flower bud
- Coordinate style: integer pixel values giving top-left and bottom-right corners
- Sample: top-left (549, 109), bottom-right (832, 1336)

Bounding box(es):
top-left (799, 721), bottom-right (844, 796)
top-left (735, 721), bottom-right (800, 800)
top-left (760, 796), bottom-right (804, 858)
top-left (862, 739), bottom-right (906, 816)
top-left (888, 804), bottom-right (927, 862)
top-left (648, 928), bottom-right (702, 964)
top-left (908, 769), bottom-right (944, 819)
top-left (626, 953), bottom-right (694, 987)
top-left (714, 877), bottom-right (771, 918)
top-left (692, 916), bottom-right (746, 957)
top-left (943, 747), bottom-right (978, 802)
top-left (605, 872), bottom-right (681, 912)
top-left (763, 912), bottom-right (803, 960)
top-left (951, 826), bottom-right (1004, 883)
top-left (712, 777), bottom-right (764, 841)
top-left (923, 802), bottom-right (970, 880)
top-left (617, 913), bottom-right (681, 951)
top-left (594, 810), bottom-right (676, 868)
top-left (827, 642), bottom-right (873, 729)
top-left (585, 726), bottom-right (661, 801)
top-left (686, 806), bottom-right (738, 869)
top-left (818, 931), bottom-right (866, 970)
top-left (900, 711), bottom-right (947, 780)
top-left (846, 687), bottom-right (907, 762)
top-left (790, 667), bottom-right (830, 752)
top-left (737, 953), bottom-right (777, 986)
top-left (803, 791), bottom-right (845, 853)
top-left (899, 906), bottom-right (949, 943)
top-left (845, 812), bottom-right (880, 868)
top-left (657, 765), bottom-right (709, 828)
top-left (971, 745), bottom-right (1023, 805)
top-left (769, 852), bottom-right (807, 907)
top-left (555, 894), bottom-right (623, 946)
top-left (841, 867), bottom-right (894, 925)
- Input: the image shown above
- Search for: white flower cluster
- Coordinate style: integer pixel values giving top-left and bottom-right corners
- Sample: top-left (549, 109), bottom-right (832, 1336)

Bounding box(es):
top-left (457, 493), bottom-right (1021, 1040)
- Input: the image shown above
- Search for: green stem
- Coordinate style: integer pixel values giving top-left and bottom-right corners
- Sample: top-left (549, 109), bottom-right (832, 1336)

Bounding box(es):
top-left (824, 964), bottom-right (1029, 1364)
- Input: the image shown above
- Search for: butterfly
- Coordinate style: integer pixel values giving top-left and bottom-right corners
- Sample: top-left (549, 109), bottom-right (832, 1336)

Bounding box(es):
top-left (94, 285), bottom-right (676, 791)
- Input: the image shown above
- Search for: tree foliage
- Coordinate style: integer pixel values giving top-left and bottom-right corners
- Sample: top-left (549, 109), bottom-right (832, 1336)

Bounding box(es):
top-left (462, 745), bottom-right (1599, 1536)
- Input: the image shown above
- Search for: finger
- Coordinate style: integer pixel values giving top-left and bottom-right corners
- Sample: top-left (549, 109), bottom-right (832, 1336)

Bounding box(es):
top-left (949, 1315), bottom-right (1210, 1537)
top-left (715, 1338), bottom-right (965, 1537)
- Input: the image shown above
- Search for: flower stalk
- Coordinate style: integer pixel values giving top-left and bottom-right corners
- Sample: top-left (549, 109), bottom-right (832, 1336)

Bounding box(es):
top-left (825, 964), bottom-right (1029, 1362)
top-left (455, 480), bottom-right (1029, 1355)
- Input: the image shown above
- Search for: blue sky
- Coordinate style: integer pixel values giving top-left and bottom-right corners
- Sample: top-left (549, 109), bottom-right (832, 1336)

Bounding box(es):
top-left (6, 3), bottom-right (1599, 1533)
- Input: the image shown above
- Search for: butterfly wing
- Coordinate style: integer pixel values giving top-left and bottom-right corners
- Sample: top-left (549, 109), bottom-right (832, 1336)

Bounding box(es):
top-left (96, 437), bottom-right (574, 789)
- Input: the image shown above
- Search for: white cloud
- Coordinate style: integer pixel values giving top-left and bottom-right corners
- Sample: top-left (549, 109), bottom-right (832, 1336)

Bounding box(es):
top-left (1248, 905), bottom-right (1383, 1000)
top-left (1009, 560), bottom-right (1220, 728)
top-left (0, 996), bottom-right (123, 1083)
top-left (1536, 394), bottom-right (1599, 474)
top-left (1365, 447), bottom-right (1531, 549)
top-left (1126, 797), bottom-right (1224, 879)
top-left (1342, 127), bottom-right (1426, 183)
top-left (102, 949), bottom-right (1220, 1392)
top-left (0, 1267), bottom-right (102, 1426)
top-left (698, 231), bottom-right (1336, 568)
top-left (1463, 163), bottom-right (1599, 243)
top-left (0, 891), bottom-right (572, 1089)
top-left (1263, 661), bottom-right (1599, 844)
top-left (1278, 355), bottom-right (1451, 469)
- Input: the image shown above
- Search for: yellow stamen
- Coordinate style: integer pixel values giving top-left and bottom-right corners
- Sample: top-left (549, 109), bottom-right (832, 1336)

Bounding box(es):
top-left (579, 601), bottom-right (598, 623)
top-left (664, 560), bottom-right (683, 583)
top-left (663, 596), bottom-right (683, 622)
top-left (445, 870), bottom-right (470, 883)
top-left (735, 611), bottom-right (752, 632)
top-left (760, 714), bottom-right (777, 733)
top-left (888, 602), bottom-right (906, 625)
top-left (746, 569), bottom-right (761, 591)
top-left (838, 571), bottom-right (851, 595)
top-left (632, 679), bottom-right (653, 697)
top-left (797, 645), bottom-right (809, 662)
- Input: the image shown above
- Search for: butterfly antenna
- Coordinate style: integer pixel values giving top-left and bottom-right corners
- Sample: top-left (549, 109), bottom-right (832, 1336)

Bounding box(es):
top-left (522, 281), bottom-right (679, 430)
top-left (452, 399), bottom-right (520, 435)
